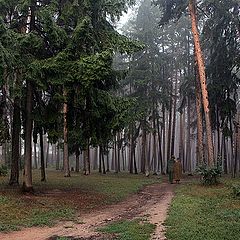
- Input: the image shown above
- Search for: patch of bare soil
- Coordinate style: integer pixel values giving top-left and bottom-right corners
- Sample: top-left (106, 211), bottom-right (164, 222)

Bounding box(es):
top-left (0, 181), bottom-right (175, 240)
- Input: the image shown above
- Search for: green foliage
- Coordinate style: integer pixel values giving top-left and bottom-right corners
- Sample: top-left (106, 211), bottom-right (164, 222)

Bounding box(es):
top-left (99, 219), bottom-right (155, 240)
top-left (196, 164), bottom-right (222, 185)
top-left (232, 184), bottom-right (240, 198)
top-left (0, 165), bottom-right (7, 176)
top-left (165, 181), bottom-right (240, 240)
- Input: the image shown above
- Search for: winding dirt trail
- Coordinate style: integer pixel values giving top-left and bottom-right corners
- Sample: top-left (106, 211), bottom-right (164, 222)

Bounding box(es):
top-left (0, 182), bottom-right (175, 240)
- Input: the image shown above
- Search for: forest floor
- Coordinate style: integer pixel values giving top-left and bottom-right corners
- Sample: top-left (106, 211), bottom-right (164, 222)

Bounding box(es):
top-left (0, 178), bottom-right (175, 240)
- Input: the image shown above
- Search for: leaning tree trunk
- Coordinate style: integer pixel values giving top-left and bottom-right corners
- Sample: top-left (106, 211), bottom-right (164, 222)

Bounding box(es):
top-left (9, 94), bottom-right (21, 186)
top-left (189, 0), bottom-right (214, 167)
top-left (63, 88), bottom-right (70, 177)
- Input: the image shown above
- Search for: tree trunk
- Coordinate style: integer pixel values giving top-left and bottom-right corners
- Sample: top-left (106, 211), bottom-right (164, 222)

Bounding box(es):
top-left (9, 95), bottom-right (21, 186)
top-left (162, 105), bottom-right (166, 173)
top-left (22, 80), bottom-right (34, 192)
top-left (40, 128), bottom-right (46, 182)
top-left (186, 96), bottom-right (191, 172)
top-left (101, 148), bottom-right (106, 174)
top-left (171, 78), bottom-right (178, 157)
top-left (167, 92), bottom-right (173, 165)
top-left (179, 112), bottom-right (184, 163)
top-left (84, 144), bottom-right (90, 175)
top-left (195, 65), bottom-right (204, 165)
top-left (56, 142), bottom-right (60, 170)
top-left (75, 148), bottom-right (80, 173)
top-left (63, 88), bottom-right (70, 177)
top-left (34, 143), bottom-right (37, 169)
top-left (141, 121), bottom-right (147, 175)
top-left (189, 0), bottom-right (214, 167)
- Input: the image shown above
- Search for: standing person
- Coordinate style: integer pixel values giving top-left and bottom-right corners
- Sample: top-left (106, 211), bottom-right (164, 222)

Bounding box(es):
top-left (173, 157), bottom-right (182, 184)
top-left (168, 155), bottom-right (175, 184)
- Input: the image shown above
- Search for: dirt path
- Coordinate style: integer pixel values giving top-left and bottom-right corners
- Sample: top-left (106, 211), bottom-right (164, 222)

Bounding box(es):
top-left (0, 182), bottom-right (175, 240)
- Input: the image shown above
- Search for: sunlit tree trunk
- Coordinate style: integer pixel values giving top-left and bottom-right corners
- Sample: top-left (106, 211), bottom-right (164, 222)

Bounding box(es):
top-left (189, 0), bottom-right (214, 167)
top-left (195, 69), bottom-right (204, 165)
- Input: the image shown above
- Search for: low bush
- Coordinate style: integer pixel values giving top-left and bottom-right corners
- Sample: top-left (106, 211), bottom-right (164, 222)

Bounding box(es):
top-left (232, 184), bottom-right (240, 198)
top-left (0, 165), bottom-right (8, 176)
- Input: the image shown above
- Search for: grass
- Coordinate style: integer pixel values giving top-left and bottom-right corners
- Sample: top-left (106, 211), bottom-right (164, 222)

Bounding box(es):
top-left (99, 219), bottom-right (156, 240)
top-left (165, 177), bottom-right (240, 240)
top-left (0, 170), bottom-right (159, 232)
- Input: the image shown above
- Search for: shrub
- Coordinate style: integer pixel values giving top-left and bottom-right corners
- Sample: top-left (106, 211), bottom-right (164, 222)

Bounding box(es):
top-left (0, 165), bottom-right (8, 176)
top-left (196, 165), bottom-right (222, 185)
top-left (232, 184), bottom-right (240, 198)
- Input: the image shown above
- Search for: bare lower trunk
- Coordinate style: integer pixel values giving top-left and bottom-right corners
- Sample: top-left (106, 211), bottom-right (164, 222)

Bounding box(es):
top-left (195, 66), bottom-right (204, 165)
top-left (56, 143), bottom-right (60, 170)
top-left (63, 89), bottom-right (70, 177)
top-left (40, 128), bottom-right (46, 182)
top-left (84, 144), bottom-right (90, 175)
top-left (167, 91), bottom-right (173, 163)
top-left (9, 96), bottom-right (21, 186)
top-left (75, 149), bottom-right (80, 173)
top-left (186, 97), bottom-right (191, 172)
top-left (171, 78), bottom-right (178, 157)
top-left (22, 81), bottom-right (34, 192)
top-left (179, 112), bottom-right (184, 163)
top-left (34, 143), bottom-right (37, 169)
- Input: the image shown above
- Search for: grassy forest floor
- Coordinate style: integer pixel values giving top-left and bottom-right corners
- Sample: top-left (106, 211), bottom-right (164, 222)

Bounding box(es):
top-left (0, 171), bottom-right (240, 240)
top-left (165, 176), bottom-right (240, 240)
top-left (0, 170), bottom-right (160, 233)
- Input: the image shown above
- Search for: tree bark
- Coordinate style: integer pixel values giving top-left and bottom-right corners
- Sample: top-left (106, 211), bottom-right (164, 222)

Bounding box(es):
top-left (63, 88), bottom-right (70, 177)
top-left (189, 0), bottom-right (214, 167)
top-left (195, 65), bottom-right (204, 165)
top-left (171, 78), bottom-right (178, 157)
top-left (39, 128), bottom-right (46, 182)
top-left (22, 80), bottom-right (34, 192)
top-left (75, 148), bottom-right (80, 173)
top-left (9, 95), bottom-right (21, 186)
